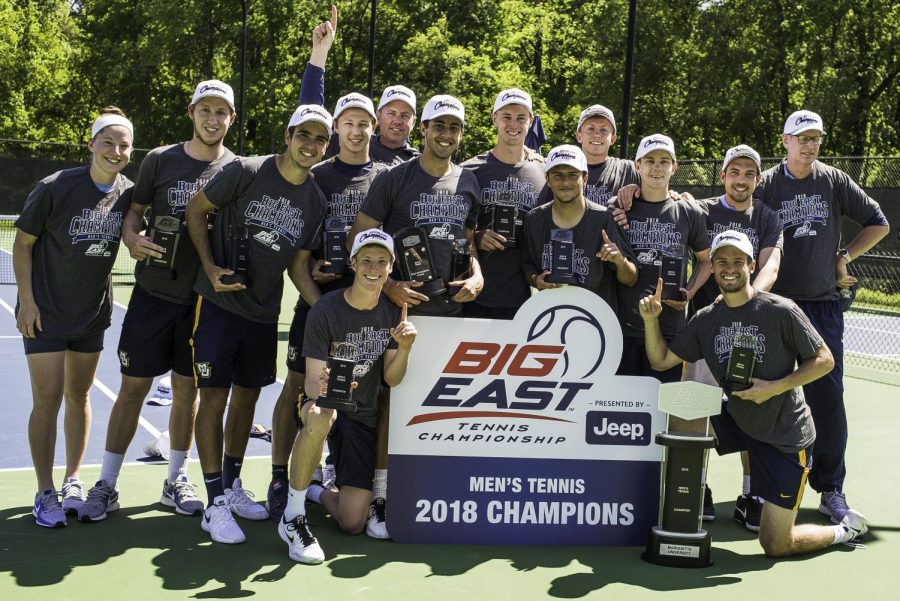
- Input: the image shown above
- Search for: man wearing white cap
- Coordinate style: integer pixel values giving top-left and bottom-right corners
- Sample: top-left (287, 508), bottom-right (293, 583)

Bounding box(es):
top-left (461, 88), bottom-right (549, 319)
top-left (79, 80), bottom-right (238, 523)
top-left (640, 230), bottom-right (868, 557)
top-left (684, 144), bottom-right (784, 528)
top-left (575, 104), bottom-right (640, 206)
top-left (755, 109), bottom-right (889, 523)
top-left (182, 104), bottom-right (330, 544)
top-left (367, 85), bottom-right (421, 166)
top-left (350, 94), bottom-right (483, 317)
top-left (522, 145), bottom-right (636, 305)
top-left (616, 134), bottom-right (711, 383)
top-left (267, 92), bottom-right (387, 523)
top-left (277, 228), bottom-right (416, 564)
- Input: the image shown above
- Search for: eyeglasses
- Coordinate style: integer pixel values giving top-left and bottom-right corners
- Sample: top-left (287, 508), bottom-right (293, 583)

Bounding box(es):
top-left (791, 134), bottom-right (825, 146)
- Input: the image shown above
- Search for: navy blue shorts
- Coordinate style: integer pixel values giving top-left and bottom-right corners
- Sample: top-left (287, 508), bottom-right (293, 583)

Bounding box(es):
top-left (712, 403), bottom-right (812, 510)
top-left (117, 284), bottom-right (195, 378)
top-left (190, 296), bottom-right (277, 389)
top-left (286, 302), bottom-right (312, 373)
top-left (330, 411), bottom-right (376, 491)
top-left (23, 330), bottom-right (104, 355)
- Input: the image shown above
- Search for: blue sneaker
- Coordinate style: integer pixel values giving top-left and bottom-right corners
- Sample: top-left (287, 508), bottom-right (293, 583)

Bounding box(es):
top-left (819, 491), bottom-right (851, 525)
top-left (61, 478), bottom-right (85, 515)
top-left (33, 489), bottom-right (66, 528)
top-left (78, 480), bottom-right (119, 522)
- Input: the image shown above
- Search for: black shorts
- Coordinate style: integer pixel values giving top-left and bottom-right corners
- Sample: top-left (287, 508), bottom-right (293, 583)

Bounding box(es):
top-left (712, 403), bottom-right (812, 510)
top-left (190, 296), bottom-right (277, 389)
top-left (462, 303), bottom-right (518, 320)
top-left (23, 330), bottom-right (104, 355)
top-left (286, 302), bottom-right (312, 373)
top-left (617, 337), bottom-right (682, 383)
top-left (118, 284), bottom-right (195, 377)
top-left (330, 412), bottom-right (376, 491)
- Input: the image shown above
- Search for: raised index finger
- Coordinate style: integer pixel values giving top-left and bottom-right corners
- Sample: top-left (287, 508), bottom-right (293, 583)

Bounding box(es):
top-left (601, 229), bottom-right (610, 244)
top-left (654, 277), bottom-right (663, 301)
top-left (401, 302), bottom-right (408, 323)
top-left (330, 4), bottom-right (338, 31)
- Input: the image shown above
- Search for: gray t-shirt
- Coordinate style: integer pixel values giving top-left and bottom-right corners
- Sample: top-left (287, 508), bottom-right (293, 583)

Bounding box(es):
top-left (195, 155), bottom-right (325, 323)
top-left (132, 143), bottom-right (237, 305)
top-left (360, 159), bottom-right (481, 316)
top-left (692, 196), bottom-right (783, 310)
top-left (16, 165), bottom-right (132, 339)
top-left (303, 289), bottom-right (400, 428)
top-left (522, 200), bottom-right (634, 311)
top-left (756, 160), bottom-right (882, 302)
top-left (585, 157), bottom-right (641, 207)
top-left (461, 150), bottom-right (549, 309)
top-left (617, 198), bottom-right (710, 339)
top-left (308, 157), bottom-right (388, 297)
top-left (369, 134), bottom-right (420, 167)
top-left (669, 291), bottom-right (820, 453)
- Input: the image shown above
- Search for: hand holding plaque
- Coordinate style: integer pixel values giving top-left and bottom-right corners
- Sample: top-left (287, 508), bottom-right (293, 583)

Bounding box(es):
top-left (393, 226), bottom-right (446, 297)
top-left (221, 224), bottom-right (251, 287)
top-left (545, 228), bottom-right (578, 285)
top-left (144, 215), bottom-right (181, 279)
top-left (316, 342), bottom-right (358, 412)
top-left (724, 332), bottom-right (756, 395)
top-left (490, 193), bottom-right (518, 249)
top-left (447, 238), bottom-right (471, 298)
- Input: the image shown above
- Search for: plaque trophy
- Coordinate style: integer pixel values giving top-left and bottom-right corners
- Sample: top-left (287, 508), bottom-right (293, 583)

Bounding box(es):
top-left (660, 243), bottom-right (687, 302)
top-left (724, 332), bottom-right (756, 394)
top-left (322, 219), bottom-right (350, 274)
top-left (393, 227), bottom-right (446, 297)
top-left (448, 238), bottom-right (471, 297)
top-left (221, 224), bottom-right (251, 287)
top-left (643, 381), bottom-right (722, 568)
top-left (545, 228), bottom-right (578, 284)
top-left (491, 193), bottom-right (518, 248)
top-left (144, 215), bottom-right (181, 278)
top-left (315, 342), bottom-right (358, 412)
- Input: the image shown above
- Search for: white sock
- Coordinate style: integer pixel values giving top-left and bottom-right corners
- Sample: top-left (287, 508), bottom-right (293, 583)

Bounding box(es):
top-left (831, 524), bottom-right (850, 544)
top-left (100, 452), bottom-right (125, 488)
top-left (168, 450), bottom-right (189, 482)
top-left (742, 475), bottom-right (752, 496)
top-left (373, 469), bottom-right (388, 499)
top-left (285, 486), bottom-right (307, 521)
top-left (306, 484), bottom-right (324, 504)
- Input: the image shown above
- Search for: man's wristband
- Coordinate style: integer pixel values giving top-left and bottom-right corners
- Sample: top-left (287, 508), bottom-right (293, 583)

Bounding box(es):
top-left (837, 248), bottom-right (852, 264)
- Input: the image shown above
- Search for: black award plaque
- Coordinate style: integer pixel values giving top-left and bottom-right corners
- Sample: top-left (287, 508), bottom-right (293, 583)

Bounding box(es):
top-left (323, 221), bottom-right (349, 274)
top-left (316, 342), bottom-right (358, 412)
top-left (661, 243), bottom-right (687, 301)
top-left (393, 227), bottom-right (446, 297)
top-left (491, 199), bottom-right (518, 248)
top-left (222, 224), bottom-right (251, 287)
top-left (724, 333), bottom-right (756, 393)
top-left (145, 215), bottom-right (181, 278)
top-left (448, 238), bottom-right (471, 297)
top-left (545, 228), bottom-right (578, 284)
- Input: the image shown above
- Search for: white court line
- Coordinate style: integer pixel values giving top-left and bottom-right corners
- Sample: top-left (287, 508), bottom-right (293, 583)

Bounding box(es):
top-left (0, 296), bottom-right (14, 316)
top-left (846, 324), bottom-right (900, 336)
top-left (0, 455), bottom-right (271, 474)
top-left (0, 335), bottom-right (20, 339)
top-left (92, 377), bottom-right (162, 439)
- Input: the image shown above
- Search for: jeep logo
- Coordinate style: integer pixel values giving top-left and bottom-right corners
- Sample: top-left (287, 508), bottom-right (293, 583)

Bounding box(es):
top-left (585, 411), bottom-right (651, 446)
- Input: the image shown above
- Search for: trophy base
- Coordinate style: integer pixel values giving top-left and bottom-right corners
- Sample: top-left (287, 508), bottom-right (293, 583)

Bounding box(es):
top-left (315, 396), bottom-right (357, 412)
top-left (144, 264), bottom-right (178, 280)
top-left (502, 239), bottom-right (517, 249)
top-left (545, 272), bottom-right (578, 285)
top-left (642, 526), bottom-right (712, 568)
top-left (322, 263), bottom-right (348, 275)
top-left (419, 278), bottom-right (447, 297)
top-left (221, 273), bottom-right (251, 287)
top-left (661, 290), bottom-right (687, 302)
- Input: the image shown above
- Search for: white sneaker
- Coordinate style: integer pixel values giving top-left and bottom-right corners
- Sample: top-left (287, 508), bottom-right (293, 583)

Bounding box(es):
top-left (225, 478), bottom-right (269, 520)
top-left (836, 509), bottom-right (868, 545)
top-left (61, 478), bottom-right (86, 515)
top-left (322, 464), bottom-right (336, 490)
top-left (201, 496), bottom-right (246, 544)
top-left (278, 513), bottom-right (324, 564)
top-left (366, 497), bottom-right (390, 539)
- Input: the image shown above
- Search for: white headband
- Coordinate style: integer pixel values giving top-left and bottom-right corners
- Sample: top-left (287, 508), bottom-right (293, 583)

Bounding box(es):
top-left (91, 114), bottom-right (134, 140)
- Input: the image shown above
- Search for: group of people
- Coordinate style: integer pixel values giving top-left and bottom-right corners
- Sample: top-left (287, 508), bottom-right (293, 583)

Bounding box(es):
top-left (14, 7), bottom-right (888, 563)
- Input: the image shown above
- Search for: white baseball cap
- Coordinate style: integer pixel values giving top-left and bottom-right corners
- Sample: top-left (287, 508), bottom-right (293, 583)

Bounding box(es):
top-left (493, 88), bottom-right (533, 115)
top-left (421, 95), bottom-right (466, 125)
top-left (544, 144), bottom-right (588, 174)
top-left (377, 85), bottom-right (417, 114)
top-left (722, 144), bottom-right (762, 173)
top-left (287, 104), bottom-right (333, 137)
top-left (711, 230), bottom-right (754, 259)
top-left (350, 228), bottom-right (396, 260)
top-left (191, 80), bottom-right (236, 111)
top-left (635, 134), bottom-right (677, 162)
top-left (577, 104), bottom-right (617, 133)
top-left (333, 93), bottom-right (377, 122)
top-left (783, 109), bottom-right (826, 135)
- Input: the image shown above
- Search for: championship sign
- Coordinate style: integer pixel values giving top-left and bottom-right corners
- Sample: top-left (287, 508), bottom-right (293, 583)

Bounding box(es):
top-left (388, 287), bottom-right (665, 545)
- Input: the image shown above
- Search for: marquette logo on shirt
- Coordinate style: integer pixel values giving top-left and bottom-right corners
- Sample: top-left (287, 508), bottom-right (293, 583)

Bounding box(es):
top-left (195, 362), bottom-right (213, 379)
top-left (118, 350), bottom-right (130, 368)
top-left (287, 346), bottom-right (298, 362)
top-left (778, 194), bottom-right (828, 238)
top-left (410, 190), bottom-right (469, 235)
top-left (167, 180), bottom-right (206, 215)
top-left (69, 208), bottom-right (123, 244)
top-left (713, 322), bottom-right (766, 364)
top-left (709, 222), bottom-right (759, 257)
top-left (481, 177), bottom-right (537, 211)
top-left (245, 195), bottom-right (304, 246)
top-left (626, 218), bottom-right (681, 258)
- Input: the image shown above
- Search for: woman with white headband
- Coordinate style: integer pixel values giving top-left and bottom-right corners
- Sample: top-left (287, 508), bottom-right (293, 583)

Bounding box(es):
top-left (12, 106), bottom-right (135, 528)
